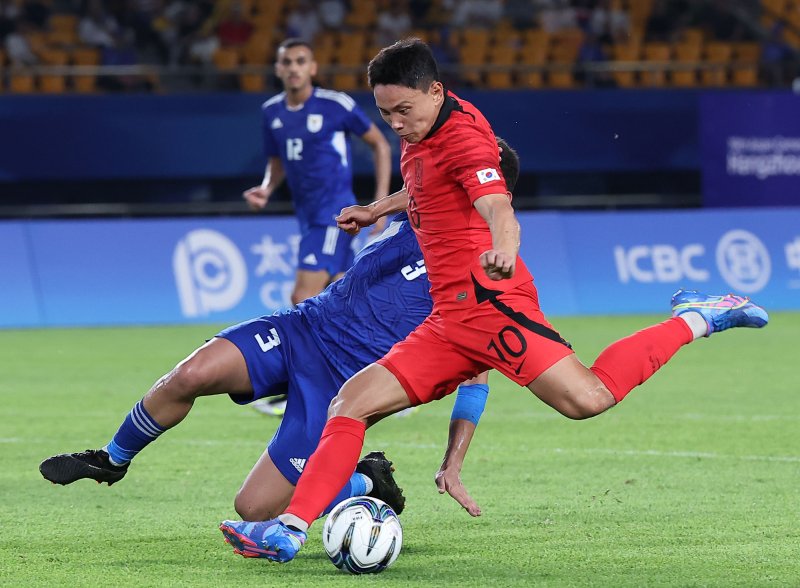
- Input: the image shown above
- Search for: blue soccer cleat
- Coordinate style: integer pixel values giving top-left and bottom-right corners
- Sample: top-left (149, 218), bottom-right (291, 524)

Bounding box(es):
top-left (671, 289), bottom-right (769, 337)
top-left (219, 519), bottom-right (306, 563)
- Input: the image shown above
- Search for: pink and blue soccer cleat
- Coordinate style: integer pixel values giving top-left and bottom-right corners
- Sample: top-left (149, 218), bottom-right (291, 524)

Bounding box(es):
top-left (671, 289), bottom-right (769, 336)
top-left (220, 519), bottom-right (306, 563)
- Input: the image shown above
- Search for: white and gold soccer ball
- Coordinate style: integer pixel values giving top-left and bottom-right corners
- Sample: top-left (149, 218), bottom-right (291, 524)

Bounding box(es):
top-left (322, 496), bottom-right (403, 574)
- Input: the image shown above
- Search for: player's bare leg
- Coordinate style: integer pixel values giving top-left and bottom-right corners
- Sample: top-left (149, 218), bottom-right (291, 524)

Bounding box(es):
top-left (291, 268), bottom-right (331, 305)
top-left (39, 338), bottom-right (253, 485)
top-left (527, 355), bottom-right (615, 419)
top-left (527, 290), bottom-right (768, 418)
top-left (235, 450), bottom-right (295, 521)
top-left (142, 338), bottom-right (252, 426)
top-left (220, 364), bottom-right (411, 562)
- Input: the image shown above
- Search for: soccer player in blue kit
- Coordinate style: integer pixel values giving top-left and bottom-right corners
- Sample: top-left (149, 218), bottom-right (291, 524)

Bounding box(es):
top-left (245, 37), bottom-right (391, 418)
top-left (243, 38), bottom-right (392, 306)
top-left (38, 138), bottom-right (520, 522)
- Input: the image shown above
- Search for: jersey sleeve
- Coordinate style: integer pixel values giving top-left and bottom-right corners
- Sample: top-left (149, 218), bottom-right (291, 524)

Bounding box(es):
top-left (261, 104), bottom-right (279, 158)
top-left (342, 101), bottom-right (373, 137)
top-left (439, 118), bottom-right (507, 204)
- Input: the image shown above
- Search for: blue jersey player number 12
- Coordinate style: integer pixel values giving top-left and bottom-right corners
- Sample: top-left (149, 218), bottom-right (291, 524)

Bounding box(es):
top-left (243, 38), bottom-right (392, 307)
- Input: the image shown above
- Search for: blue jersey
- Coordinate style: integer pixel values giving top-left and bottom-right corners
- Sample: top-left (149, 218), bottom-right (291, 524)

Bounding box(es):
top-left (261, 87), bottom-right (373, 233)
top-left (297, 214), bottom-right (431, 381)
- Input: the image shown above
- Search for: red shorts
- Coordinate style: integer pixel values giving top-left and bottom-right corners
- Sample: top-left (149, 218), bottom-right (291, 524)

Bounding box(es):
top-left (377, 281), bottom-right (574, 405)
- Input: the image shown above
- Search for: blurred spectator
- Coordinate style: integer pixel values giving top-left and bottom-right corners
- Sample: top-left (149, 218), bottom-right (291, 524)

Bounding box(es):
top-left (646, 0), bottom-right (691, 43)
top-left (762, 20), bottom-right (796, 86)
top-left (216, 1), bottom-right (253, 47)
top-left (79, 0), bottom-right (121, 48)
top-left (451, 0), bottom-right (503, 29)
top-left (408, 0), bottom-right (433, 28)
top-left (689, 0), bottom-right (748, 42)
top-left (0, 0), bottom-right (19, 42)
top-left (376, 0), bottom-right (412, 47)
top-left (22, 0), bottom-right (49, 29)
top-left (590, 0), bottom-right (630, 45)
top-left (577, 30), bottom-right (614, 87)
top-left (318, 0), bottom-right (347, 30)
top-left (286, 0), bottom-right (321, 42)
top-left (4, 20), bottom-right (38, 65)
top-left (504, 0), bottom-right (537, 30)
top-left (538, 0), bottom-right (578, 33)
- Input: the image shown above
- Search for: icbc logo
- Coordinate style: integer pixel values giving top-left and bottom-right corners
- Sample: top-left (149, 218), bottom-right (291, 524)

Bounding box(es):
top-left (614, 244), bottom-right (709, 283)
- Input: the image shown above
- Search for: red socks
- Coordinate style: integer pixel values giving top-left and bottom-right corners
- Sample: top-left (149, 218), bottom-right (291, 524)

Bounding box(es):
top-left (285, 416), bottom-right (366, 525)
top-left (590, 317), bottom-right (693, 403)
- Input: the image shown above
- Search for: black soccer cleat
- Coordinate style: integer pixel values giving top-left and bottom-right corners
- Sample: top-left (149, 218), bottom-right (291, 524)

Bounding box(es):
top-left (355, 451), bottom-right (406, 515)
top-left (39, 449), bottom-right (129, 486)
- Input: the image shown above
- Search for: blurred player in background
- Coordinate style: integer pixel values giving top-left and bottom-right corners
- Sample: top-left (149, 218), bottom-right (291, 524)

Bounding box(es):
top-left (244, 37), bottom-right (392, 417)
top-left (219, 38), bottom-right (769, 563)
top-left (39, 136), bottom-right (521, 524)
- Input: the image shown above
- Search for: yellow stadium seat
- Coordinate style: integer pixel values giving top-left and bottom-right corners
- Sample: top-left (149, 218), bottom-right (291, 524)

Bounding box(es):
top-left (672, 42), bottom-right (701, 87)
top-left (642, 42), bottom-right (671, 87)
top-left (213, 47), bottom-right (240, 70)
top-left (39, 75), bottom-right (67, 93)
top-left (9, 74), bottom-right (36, 93)
top-left (239, 73), bottom-right (266, 92)
top-left (611, 43), bottom-right (641, 87)
top-left (702, 42), bottom-right (733, 86)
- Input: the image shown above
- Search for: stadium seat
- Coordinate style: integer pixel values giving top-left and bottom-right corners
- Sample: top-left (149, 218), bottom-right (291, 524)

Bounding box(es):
top-left (611, 42), bottom-right (641, 87)
top-left (678, 27), bottom-right (704, 47)
top-left (9, 73), bottom-right (35, 93)
top-left (213, 47), bottom-right (240, 71)
top-left (518, 48), bottom-right (546, 88)
top-left (71, 47), bottom-right (100, 93)
top-left (241, 31), bottom-right (273, 64)
top-left (733, 42), bottom-right (762, 63)
top-left (458, 43), bottom-right (488, 87)
top-left (460, 28), bottom-right (491, 53)
top-left (731, 41), bottom-right (761, 87)
top-left (239, 73), bottom-right (265, 92)
top-left (485, 45), bottom-right (517, 89)
top-left (345, 0), bottom-right (376, 28)
top-left (39, 75), bottom-right (67, 93)
top-left (642, 42), bottom-right (671, 87)
top-left (672, 42), bottom-right (701, 87)
top-left (702, 42), bottom-right (733, 86)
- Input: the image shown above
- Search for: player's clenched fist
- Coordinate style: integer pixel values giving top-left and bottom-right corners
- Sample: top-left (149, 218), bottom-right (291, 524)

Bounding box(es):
top-left (336, 204), bottom-right (376, 235)
top-left (243, 186), bottom-right (271, 211)
top-left (480, 249), bottom-right (516, 281)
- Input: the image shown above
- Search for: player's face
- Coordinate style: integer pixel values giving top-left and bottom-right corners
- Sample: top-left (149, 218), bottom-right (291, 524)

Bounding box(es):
top-left (374, 82), bottom-right (444, 144)
top-left (275, 45), bottom-right (317, 91)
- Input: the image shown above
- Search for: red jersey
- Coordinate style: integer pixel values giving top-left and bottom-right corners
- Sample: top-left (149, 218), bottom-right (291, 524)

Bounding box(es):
top-left (400, 92), bottom-right (533, 313)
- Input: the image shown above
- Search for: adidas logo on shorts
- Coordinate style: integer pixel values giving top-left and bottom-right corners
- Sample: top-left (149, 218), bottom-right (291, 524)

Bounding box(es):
top-left (289, 458), bottom-right (306, 473)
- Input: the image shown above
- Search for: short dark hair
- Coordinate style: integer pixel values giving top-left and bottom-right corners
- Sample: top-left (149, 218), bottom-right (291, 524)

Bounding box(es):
top-left (368, 38), bottom-right (440, 90)
top-left (496, 136), bottom-right (520, 193)
top-left (278, 38), bottom-right (313, 53)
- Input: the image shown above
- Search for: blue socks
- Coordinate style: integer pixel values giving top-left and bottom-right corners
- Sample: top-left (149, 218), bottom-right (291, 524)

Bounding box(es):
top-left (104, 400), bottom-right (166, 466)
top-left (321, 473), bottom-right (371, 516)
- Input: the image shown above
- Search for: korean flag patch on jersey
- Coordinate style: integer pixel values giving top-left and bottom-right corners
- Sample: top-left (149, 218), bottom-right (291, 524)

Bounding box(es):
top-left (476, 168), bottom-right (500, 184)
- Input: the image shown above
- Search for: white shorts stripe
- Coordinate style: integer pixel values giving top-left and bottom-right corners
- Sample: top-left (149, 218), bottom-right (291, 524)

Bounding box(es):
top-left (323, 226), bottom-right (339, 255)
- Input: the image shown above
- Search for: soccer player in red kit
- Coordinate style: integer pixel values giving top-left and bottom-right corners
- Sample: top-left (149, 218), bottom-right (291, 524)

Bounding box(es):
top-left (220, 38), bottom-right (768, 563)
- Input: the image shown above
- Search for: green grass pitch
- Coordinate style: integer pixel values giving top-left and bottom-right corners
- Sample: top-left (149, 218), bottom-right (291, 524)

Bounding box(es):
top-left (1, 313), bottom-right (798, 587)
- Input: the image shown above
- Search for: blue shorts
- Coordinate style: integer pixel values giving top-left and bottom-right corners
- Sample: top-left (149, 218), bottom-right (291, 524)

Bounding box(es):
top-left (298, 225), bottom-right (355, 276)
top-left (216, 311), bottom-right (347, 485)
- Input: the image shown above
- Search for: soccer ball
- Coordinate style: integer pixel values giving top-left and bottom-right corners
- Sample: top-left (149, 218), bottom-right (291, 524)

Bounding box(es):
top-left (322, 496), bottom-right (403, 574)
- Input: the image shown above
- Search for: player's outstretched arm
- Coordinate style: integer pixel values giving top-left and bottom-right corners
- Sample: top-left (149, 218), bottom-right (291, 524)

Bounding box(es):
top-left (244, 157), bottom-right (285, 211)
top-left (434, 373), bottom-right (489, 517)
top-left (336, 186), bottom-right (409, 235)
top-left (360, 124), bottom-right (392, 236)
top-left (474, 193), bottom-right (520, 281)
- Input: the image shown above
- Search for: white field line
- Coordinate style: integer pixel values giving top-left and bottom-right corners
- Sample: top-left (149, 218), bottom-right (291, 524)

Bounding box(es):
top-left (551, 447), bottom-right (800, 463)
